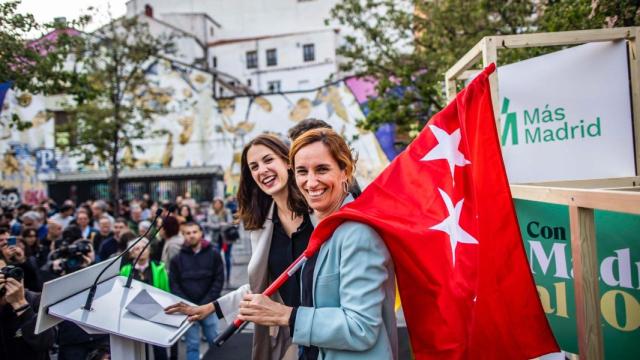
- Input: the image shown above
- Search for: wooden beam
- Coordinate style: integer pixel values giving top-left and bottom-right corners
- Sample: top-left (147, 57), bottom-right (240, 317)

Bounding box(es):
top-left (458, 70), bottom-right (480, 80)
top-left (496, 27), bottom-right (636, 49)
top-left (522, 176), bottom-right (640, 189)
top-left (510, 185), bottom-right (640, 215)
top-left (482, 37), bottom-right (500, 127)
top-left (569, 206), bottom-right (604, 360)
top-left (445, 77), bottom-right (457, 103)
top-left (629, 27), bottom-right (640, 176)
top-left (445, 38), bottom-right (484, 81)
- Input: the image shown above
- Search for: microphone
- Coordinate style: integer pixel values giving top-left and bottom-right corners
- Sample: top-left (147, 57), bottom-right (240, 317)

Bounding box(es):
top-left (124, 219), bottom-right (164, 288)
top-left (83, 208), bottom-right (164, 311)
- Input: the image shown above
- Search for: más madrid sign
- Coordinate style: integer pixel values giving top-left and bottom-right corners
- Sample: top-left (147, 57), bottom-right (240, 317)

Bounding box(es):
top-left (498, 41), bottom-right (635, 183)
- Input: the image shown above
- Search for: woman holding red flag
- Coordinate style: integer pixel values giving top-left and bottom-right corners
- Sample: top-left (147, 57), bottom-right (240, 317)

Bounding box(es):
top-left (237, 128), bottom-right (398, 360)
top-left (165, 134), bottom-right (311, 360)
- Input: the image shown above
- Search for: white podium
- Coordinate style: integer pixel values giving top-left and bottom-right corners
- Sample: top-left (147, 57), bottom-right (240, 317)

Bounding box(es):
top-left (35, 259), bottom-right (193, 360)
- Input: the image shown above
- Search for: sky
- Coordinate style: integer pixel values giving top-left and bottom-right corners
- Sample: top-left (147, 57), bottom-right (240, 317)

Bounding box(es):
top-left (15, 0), bottom-right (128, 33)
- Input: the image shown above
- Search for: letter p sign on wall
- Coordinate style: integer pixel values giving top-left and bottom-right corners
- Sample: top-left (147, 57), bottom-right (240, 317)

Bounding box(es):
top-left (35, 148), bottom-right (56, 175)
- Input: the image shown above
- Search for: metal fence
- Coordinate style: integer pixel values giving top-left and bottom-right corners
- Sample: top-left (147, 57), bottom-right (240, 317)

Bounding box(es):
top-left (48, 175), bottom-right (222, 205)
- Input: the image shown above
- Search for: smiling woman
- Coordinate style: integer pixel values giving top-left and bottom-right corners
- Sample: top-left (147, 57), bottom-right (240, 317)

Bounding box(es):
top-left (165, 134), bottom-right (311, 360)
top-left (238, 129), bottom-right (398, 360)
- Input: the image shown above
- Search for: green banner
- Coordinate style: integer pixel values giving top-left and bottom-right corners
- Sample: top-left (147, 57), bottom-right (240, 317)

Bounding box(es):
top-left (515, 199), bottom-right (640, 359)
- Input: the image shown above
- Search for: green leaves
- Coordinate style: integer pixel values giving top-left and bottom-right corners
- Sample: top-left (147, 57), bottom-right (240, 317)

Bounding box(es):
top-left (1, 1), bottom-right (89, 100)
top-left (330, 0), bottom-right (639, 140)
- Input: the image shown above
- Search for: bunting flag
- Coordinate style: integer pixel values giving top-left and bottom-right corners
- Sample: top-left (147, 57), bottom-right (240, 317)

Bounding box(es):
top-left (0, 82), bottom-right (12, 116)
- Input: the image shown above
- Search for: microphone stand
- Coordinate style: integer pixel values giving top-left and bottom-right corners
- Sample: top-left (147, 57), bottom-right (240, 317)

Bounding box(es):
top-left (124, 221), bottom-right (164, 288)
top-left (82, 209), bottom-right (164, 311)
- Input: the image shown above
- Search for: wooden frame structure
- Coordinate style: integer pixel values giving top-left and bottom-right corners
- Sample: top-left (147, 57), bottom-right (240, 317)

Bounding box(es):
top-left (445, 28), bottom-right (640, 359)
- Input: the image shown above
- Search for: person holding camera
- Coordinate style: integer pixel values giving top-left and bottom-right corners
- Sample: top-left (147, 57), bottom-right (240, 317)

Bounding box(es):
top-left (0, 227), bottom-right (42, 292)
top-left (0, 258), bottom-right (56, 360)
top-left (43, 235), bottom-right (110, 360)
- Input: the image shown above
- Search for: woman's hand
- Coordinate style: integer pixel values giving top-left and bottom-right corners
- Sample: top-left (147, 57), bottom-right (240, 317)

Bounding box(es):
top-left (164, 301), bottom-right (214, 322)
top-left (238, 293), bottom-right (292, 327)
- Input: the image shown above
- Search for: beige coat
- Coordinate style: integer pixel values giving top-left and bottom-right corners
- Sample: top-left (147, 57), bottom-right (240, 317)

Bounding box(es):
top-left (216, 205), bottom-right (297, 360)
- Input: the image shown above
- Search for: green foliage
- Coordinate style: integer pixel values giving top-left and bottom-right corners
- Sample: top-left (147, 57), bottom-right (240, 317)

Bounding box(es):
top-left (62, 15), bottom-right (175, 168)
top-left (56, 14), bottom-right (175, 206)
top-left (330, 0), bottom-right (640, 138)
top-left (0, 0), bottom-right (90, 128)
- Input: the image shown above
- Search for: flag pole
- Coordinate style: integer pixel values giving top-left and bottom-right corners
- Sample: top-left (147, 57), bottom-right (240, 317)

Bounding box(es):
top-left (213, 254), bottom-right (308, 346)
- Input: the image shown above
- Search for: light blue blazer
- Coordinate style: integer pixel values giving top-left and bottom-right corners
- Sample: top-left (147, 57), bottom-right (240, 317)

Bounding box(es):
top-left (293, 197), bottom-right (398, 360)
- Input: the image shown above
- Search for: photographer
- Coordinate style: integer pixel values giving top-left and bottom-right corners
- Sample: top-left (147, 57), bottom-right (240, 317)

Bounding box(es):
top-left (0, 258), bottom-right (56, 360)
top-left (42, 236), bottom-right (109, 359)
top-left (0, 227), bottom-right (42, 292)
top-left (43, 227), bottom-right (93, 278)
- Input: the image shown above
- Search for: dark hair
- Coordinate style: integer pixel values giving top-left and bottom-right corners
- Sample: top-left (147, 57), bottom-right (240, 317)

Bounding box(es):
top-left (114, 217), bottom-right (128, 225)
top-left (181, 221), bottom-right (203, 233)
top-left (76, 206), bottom-right (92, 219)
top-left (59, 204), bottom-right (74, 213)
top-left (119, 232), bottom-right (137, 252)
top-left (287, 118), bottom-right (332, 141)
top-left (178, 205), bottom-right (193, 222)
top-left (62, 225), bottom-right (83, 243)
top-left (237, 134), bottom-right (308, 230)
top-left (20, 228), bottom-right (39, 255)
top-left (0, 226), bottom-right (9, 235)
top-left (21, 228), bottom-right (37, 238)
top-left (163, 216), bottom-right (180, 238)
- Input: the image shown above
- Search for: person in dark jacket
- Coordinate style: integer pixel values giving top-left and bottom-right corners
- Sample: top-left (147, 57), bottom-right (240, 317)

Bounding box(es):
top-left (169, 222), bottom-right (224, 360)
top-left (0, 258), bottom-right (55, 360)
top-left (0, 228), bottom-right (42, 292)
top-left (40, 239), bottom-right (109, 360)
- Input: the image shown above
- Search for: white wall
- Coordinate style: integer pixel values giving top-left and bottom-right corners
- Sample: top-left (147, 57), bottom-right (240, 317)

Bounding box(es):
top-left (212, 29), bottom-right (338, 93)
top-left (126, 0), bottom-right (341, 39)
top-left (126, 0), bottom-right (344, 91)
top-left (140, 16), bottom-right (205, 66)
top-left (159, 13), bottom-right (219, 45)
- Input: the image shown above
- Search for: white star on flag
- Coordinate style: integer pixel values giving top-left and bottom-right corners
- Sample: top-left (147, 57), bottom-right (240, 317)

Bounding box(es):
top-left (420, 125), bottom-right (470, 178)
top-left (430, 188), bottom-right (478, 266)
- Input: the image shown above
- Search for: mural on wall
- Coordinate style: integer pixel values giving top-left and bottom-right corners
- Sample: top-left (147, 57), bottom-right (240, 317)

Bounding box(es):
top-left (131, 60), bottom-right (389, 187)
top-left (0, 58), bottom-right (390, 202)
top-left (0, 83), bottom-right (53, 205)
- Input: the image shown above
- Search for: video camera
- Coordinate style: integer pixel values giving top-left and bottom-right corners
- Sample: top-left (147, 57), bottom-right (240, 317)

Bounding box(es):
top-left (51, 241), bottom-right (92, 273)
top-left (0, 265), bottom-right (24, 297)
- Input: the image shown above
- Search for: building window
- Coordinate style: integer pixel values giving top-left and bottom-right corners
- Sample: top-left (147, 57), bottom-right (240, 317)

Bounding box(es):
top-left (266, 49), bottom-right (277, 67)
top-left (303, 44), bottom-right (315, 62)
top-left (212, 56), bottom-right (217, 68)
top-left (144, 4), bottom-right (153, 17)
top-left (54, 111), bottom-right (77, 147)
top-left (267, 80), bottom-right (281, 93)
top-left (246, 51), bottom-right (258, 69)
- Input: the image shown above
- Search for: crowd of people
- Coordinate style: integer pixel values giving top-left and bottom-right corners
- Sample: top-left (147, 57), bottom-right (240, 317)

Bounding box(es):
top-left (165, 119), bottom-right (395, 360)
top-left (0, 193), bottom-right (238, 360)
top-left (2, 118), bottom-right (397, 360)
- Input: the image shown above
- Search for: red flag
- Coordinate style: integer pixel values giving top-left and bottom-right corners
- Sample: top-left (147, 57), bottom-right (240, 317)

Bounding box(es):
top-left (305, 64), bottom-right (559, 359)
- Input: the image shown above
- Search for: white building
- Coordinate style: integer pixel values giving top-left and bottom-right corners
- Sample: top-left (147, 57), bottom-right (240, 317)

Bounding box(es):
top-left (125, 0), bottom-right (344, 94)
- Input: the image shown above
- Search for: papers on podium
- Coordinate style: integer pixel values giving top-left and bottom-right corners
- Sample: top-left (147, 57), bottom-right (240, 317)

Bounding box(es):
top-left (126, 289), bottom-right (187, 328)
top-left (44, 275), bottom-right (192, 347)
